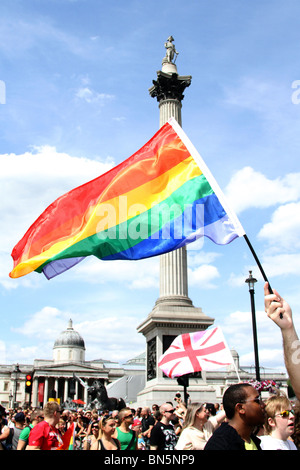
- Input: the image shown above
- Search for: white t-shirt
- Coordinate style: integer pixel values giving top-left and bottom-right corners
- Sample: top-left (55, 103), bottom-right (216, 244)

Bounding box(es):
top-left (259, 435), bottom-right (297, 450)
top-left (175, 417), bottom-right (218, 450)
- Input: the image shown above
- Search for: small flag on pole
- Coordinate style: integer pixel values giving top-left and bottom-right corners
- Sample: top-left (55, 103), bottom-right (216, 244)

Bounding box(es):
top-left (158, 326), bottom-right (235, 378)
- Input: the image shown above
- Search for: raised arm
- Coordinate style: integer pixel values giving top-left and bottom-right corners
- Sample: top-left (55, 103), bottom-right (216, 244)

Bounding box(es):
top-left (264, 282), bottom-right (300, 399)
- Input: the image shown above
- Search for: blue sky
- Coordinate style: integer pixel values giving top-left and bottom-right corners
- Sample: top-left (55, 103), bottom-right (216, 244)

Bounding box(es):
top-left (1, 0), bottom-right (300, 373)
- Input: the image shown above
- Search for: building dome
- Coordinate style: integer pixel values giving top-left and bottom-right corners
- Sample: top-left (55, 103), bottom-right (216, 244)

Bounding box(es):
top-left (53, 319), bottom-right (85, 363)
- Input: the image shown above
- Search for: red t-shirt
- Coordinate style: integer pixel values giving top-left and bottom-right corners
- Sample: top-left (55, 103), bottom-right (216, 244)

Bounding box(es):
top-left (28, 420), bottom-right (62, 450)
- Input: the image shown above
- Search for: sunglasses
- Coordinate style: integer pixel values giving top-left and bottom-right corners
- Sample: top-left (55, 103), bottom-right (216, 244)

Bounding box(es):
top-left (242, 397), bottom-right (263, 405)
top-left (275, 409), bottom-right (295, 418)
top-left (125, 414), bottom-right (133, 419)
top-left (165, 409), bottom-right (175, 413)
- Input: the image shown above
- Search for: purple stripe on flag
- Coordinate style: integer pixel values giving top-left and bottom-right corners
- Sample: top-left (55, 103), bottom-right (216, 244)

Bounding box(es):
top-left (42, 257), bottom-right (85, 279)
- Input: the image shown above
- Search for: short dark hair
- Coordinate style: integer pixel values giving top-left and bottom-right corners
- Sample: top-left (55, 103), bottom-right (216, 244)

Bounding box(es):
top-left (222, 383), bottom-right (253, 419)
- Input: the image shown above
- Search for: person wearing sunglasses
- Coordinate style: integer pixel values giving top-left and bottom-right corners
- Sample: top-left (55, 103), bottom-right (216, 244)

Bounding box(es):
top-left (150, 403), bottom-right (178, 451)
top-left (259, 395), bottom-right (297, 450)
top-left (83, 421), bottom-right (99, 450)
top-left (91, 416), bottom-right (120, 450)
top-left (114, 408), bottom-right (138, 450)
top-left (204, 383), bottom-right (265, 450)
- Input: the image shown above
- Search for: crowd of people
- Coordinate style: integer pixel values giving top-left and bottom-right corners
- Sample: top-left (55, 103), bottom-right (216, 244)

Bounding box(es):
top-left (0, 284), bottom-right (299, 451)
top-left (0, 392), bottom-right (299, 451)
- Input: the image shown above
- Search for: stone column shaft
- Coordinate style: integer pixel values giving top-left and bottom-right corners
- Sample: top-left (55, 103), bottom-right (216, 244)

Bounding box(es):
top-left (157, 90), bottom-right (189, 301)
top-left (159, 98), bottom-right (182, 127)
top-left (159, 246), bottom-right (189, 299)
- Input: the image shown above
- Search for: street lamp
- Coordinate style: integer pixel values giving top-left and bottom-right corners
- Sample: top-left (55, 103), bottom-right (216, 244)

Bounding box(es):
top-left (13, 363), bottom-right (21, 407)
top-left (8, 392), bottom-right (13, 409)
top-left (245, 271), bottom-right (261, 382)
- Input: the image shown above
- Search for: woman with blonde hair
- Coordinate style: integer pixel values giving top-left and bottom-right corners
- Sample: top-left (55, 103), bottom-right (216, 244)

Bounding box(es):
top-left (91, 415), bottom-right (120, 450)
top-left (259, 394), bottom-right (297, 450)
top-left (175, 402), bottom-right (225, 450)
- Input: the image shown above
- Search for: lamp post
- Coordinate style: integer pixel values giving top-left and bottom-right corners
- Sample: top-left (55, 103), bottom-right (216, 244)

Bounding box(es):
top-left (245, 271), bottom-right (261, 382)
top-left (8, 392), bottom-right (13, 409)
top-left (13, 363), bottom-right (21, 407)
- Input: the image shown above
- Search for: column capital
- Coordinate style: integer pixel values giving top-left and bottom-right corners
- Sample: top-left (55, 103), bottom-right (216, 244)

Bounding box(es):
top-left (149, 71), bottom-right (192, 103)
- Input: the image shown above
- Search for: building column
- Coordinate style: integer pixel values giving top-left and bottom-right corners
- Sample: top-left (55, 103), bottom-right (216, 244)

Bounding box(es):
top-left (32, 377), bottom-right (38, 408)
top-left (64, 378), bottom-right (68, 403)
top-left (43, 377), bottom-right (49, 406)
top-left (54, 378), bottom-right (58, 398)
top-left (75, 378), bottom-right (79, 400)
top-left (83, 382), bottom-right (88, 405)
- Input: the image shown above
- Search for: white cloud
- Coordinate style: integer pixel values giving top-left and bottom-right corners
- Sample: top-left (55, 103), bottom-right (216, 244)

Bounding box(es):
top-left (225, 166), bottom-right (300, 214)
top-left (12, 306), bottom-right (68, 339)
top-left (258, 202), bottom-right (300, 251)
top-left (187, 250), bottom-right (221, 267)
top-left (220, 309), bottom-right (285, 369)
top-left (76, 317), bottom-right (145, 362)
top-left (9, 306), bottom-right (145, 364)
top-left (261, 253), bottom-right (300, 278)
top-left (188, 264), bottom-right (220, 289)
top-left (75, 87), bottom-right (115, 105)
top-left (74, 256), bottom-right (159, 289)
top-left (0, 147), bottom-right (113, 288)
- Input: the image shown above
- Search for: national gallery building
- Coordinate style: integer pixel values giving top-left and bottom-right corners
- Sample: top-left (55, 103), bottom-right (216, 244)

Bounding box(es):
top-left (0, 319), bottom-right (289, 410)
top-left (0, 320), bottom-right (145, 409)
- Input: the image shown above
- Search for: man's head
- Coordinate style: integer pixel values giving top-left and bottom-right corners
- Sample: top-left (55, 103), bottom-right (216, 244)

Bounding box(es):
top-left (14, 412), bottom-right (25, 426)
top-left (29, 410), bottom-right (44, 423)
top-left (118, 407), bottom-right (134, 426)
top-left (141, 406), bottom-right (150, 417)
top-left (160, 403), bottom-right (175, 423)
top-left (223, 383), bottom-right (265, 426)
top-left (43, 401), bottom-right (62, 425)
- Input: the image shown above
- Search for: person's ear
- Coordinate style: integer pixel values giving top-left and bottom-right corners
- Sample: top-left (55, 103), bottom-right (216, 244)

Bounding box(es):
top-left (235, 403), bottom-right (246, 415)
top-left (268, 416), bottom-right (276, 429)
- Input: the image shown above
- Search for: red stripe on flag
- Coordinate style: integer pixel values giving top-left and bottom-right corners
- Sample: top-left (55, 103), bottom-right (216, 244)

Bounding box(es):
top-left (169, 361), bottom-right (181, 378)
top-left (182, 333), bottom-right (201, 372)
top-left (158, 341), bottom-right (226, 367)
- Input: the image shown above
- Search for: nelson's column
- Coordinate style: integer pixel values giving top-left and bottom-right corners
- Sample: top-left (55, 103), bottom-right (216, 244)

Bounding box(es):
top-left (137, 37), bottom-right (215, 405)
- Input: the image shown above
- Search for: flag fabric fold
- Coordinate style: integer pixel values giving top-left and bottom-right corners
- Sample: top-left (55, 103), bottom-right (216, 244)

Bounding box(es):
top-left (158, 326), bottom-right (234, 378)
top-left (9, 118), bottom-right (245, 280)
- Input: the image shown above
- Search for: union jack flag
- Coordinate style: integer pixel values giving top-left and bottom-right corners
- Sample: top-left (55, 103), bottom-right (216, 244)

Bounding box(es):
top-left (158, 326), bottom-right (234, 378)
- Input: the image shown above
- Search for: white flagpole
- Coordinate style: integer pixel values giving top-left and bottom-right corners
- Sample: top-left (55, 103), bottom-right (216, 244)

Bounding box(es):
top-left (232, 360), bottom-right (241, 383)
top-left (229, 350), bottom-right (241, 382)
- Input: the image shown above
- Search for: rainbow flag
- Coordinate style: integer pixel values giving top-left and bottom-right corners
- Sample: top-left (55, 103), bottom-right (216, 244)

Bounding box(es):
top-left (9, 118), bottom-right (245, 280)
top-left (57, 422), bottom-right (76, 450)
